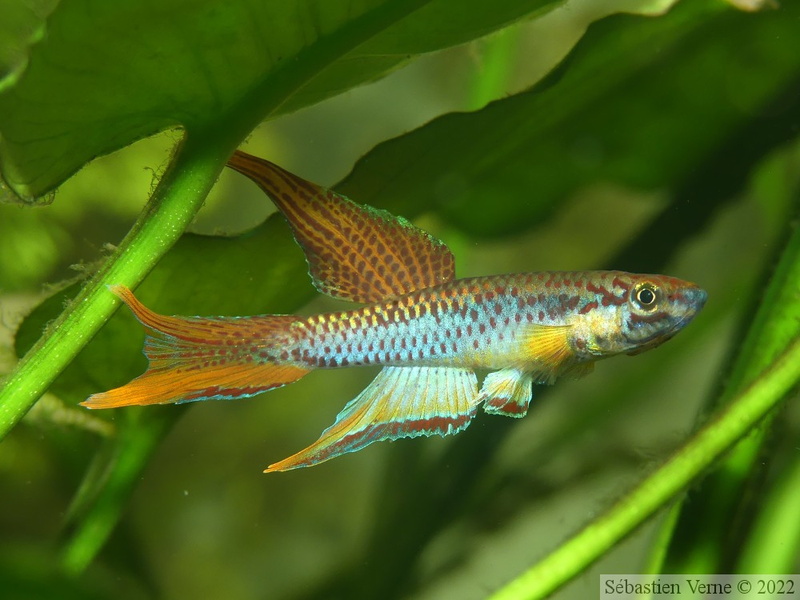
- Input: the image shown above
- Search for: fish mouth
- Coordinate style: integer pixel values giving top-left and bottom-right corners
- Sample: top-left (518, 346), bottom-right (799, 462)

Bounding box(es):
top-left (626, 287), bottom-right (707, 355)
top-left (683, 286), bottom-right (708, 313)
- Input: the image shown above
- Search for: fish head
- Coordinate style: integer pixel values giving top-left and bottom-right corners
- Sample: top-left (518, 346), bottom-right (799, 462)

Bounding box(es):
top-left (617, 274), bottom-right (707, 355)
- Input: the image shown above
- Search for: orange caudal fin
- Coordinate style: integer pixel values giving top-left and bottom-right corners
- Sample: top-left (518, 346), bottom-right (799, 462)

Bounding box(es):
top-left (227, 150), bottom-right (455, 303)
top-left (82, 286), bottom-right (310, 409)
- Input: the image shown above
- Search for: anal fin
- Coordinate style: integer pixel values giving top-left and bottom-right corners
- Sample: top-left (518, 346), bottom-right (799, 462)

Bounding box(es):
top-left (479, 369), bottom-right (533, 418)
top-left (265, 366), bottom-right (478, 472)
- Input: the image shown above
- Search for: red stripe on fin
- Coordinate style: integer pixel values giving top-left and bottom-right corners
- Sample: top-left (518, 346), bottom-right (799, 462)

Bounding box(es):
top-left (264, 366), bottom-right (478, 472)
top-left (479, 369), bottom-right (533, 418)
top-left (227, 150), bottom-right (456, 303)
top-left (82, 286), bottom-right (309, 408)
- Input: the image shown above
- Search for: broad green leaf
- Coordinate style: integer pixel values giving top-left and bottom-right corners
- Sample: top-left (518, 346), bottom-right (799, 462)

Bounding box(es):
top-left (0, 0), bottom-right (58, 91)
top-left (339, 0), bottom-right (800, 236)
top-left (0, 0), bottom-right (562, 203)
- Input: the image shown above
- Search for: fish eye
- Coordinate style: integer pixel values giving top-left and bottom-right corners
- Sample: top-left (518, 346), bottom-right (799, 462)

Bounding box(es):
top-left (632, 284), bottom-right (659, 311)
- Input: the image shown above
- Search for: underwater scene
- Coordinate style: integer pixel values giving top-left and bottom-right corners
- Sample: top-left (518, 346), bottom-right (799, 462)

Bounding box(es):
top-left (1, 1), bottom-right (799, 599)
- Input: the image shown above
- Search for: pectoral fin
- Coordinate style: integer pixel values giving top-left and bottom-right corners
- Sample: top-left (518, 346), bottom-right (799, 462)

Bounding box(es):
top-left (520, 324), bottom-right (575, 384)
top-left (265, 366), bottom-right (478, 472)
top-left (561, 361), bottom-right (595, 380)
top-left (479, 369), bottom-right (533, 418)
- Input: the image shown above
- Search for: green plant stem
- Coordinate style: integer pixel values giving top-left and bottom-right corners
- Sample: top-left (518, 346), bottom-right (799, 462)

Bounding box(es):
top-left (60, 410), bottom-right (174, 575)
top-left (0, 129), bottom-right (242, 439)
top-left (488, 334), bottom-right (800, 600)
top-left (655, 204), bottom-right (800, 573)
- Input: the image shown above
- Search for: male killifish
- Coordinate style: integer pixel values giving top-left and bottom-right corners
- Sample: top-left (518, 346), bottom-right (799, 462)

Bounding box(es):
top-left (83, 150), bottom-right (707, 472)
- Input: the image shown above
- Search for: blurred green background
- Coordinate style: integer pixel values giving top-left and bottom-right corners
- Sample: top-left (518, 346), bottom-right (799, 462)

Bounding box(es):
top-left (1, 0), bottom-right (799, 598)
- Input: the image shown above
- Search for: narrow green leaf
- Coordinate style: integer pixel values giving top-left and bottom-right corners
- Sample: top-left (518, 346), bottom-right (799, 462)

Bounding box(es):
top-left (736, 450), bottom-right (800, 572)
top-left (660, 203), bottom-right (800, 572)
top-left (59, 408), bottom-right (174, 576)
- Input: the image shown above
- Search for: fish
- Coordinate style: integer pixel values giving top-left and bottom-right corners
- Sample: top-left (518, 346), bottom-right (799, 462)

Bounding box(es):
top-left (82, 150), bottom-right (707, 472)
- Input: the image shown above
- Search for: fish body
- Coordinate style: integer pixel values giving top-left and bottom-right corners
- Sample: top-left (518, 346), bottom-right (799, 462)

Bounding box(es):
top-left (84, 151), bottom-right (707, 472)
top-left (288, 271), bottom-right (701, 373)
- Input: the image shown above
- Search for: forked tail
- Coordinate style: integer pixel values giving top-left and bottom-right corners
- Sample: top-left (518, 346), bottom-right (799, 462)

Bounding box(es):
top-left (82, 286), bottom-right (310, 408)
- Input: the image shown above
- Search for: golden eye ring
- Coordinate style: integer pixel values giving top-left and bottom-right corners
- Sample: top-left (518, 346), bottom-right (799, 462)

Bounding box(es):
top-left (632, 283), bottom-right (659, 311)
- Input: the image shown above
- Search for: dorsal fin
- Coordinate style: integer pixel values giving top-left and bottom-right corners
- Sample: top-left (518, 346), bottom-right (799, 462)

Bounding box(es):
top-left (227, 150), bottom-right (455, 303)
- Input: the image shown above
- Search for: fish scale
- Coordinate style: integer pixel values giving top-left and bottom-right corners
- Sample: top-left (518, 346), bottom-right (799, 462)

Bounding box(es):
top-left (292, 272), bottom-right (628, 370)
